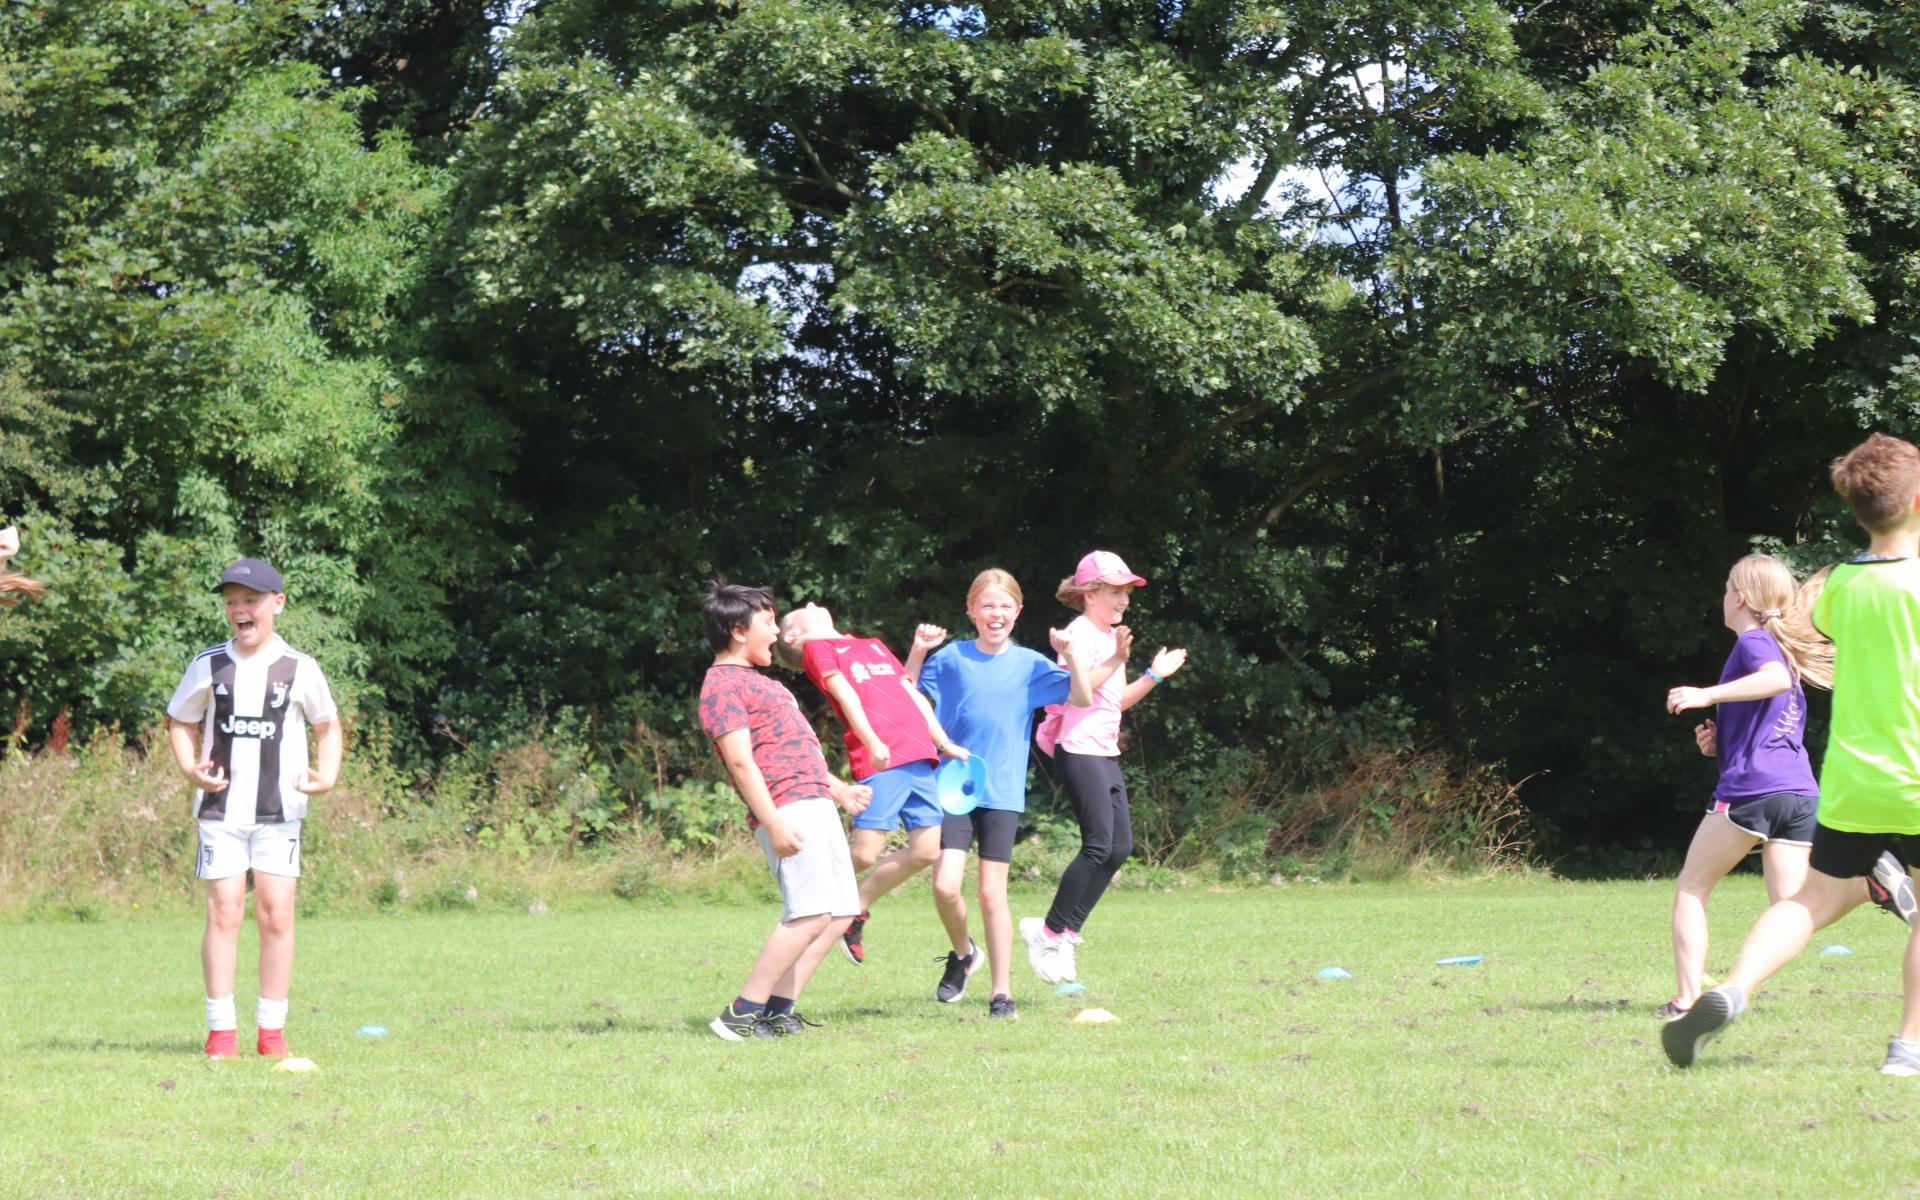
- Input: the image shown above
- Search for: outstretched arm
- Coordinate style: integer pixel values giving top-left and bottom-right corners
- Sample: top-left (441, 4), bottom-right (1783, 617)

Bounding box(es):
top-left (1667, 662), bottom-right (1790, 714)
top-left (1121, 646), bottom-right (1188, 711)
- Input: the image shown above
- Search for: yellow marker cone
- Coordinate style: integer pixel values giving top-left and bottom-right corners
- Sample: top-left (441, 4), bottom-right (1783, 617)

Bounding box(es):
top-left (272, 1057), bottom-right (320, 1073)
top-left (1070, 1008), bottom-right (1118, 1025)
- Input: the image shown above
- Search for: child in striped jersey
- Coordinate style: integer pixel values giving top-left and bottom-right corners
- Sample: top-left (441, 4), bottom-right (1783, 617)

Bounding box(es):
top-left (166, 558), bottom-right (342, 1060)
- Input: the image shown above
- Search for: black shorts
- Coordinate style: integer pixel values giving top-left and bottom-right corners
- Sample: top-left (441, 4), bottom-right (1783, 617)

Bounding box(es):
top-left (940, 809), bottom-right (1020, 864)
top-left (1810, 824), bottom-right (1920, 879)
top-left (1707, 793), bottom-right (1816, 845)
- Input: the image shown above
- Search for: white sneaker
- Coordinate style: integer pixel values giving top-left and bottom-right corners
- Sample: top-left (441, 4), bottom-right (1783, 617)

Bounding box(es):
top-left (1055, 935), bottom-right (1077, 982)
top-left (1019, 917), bottom-right (1063, 984)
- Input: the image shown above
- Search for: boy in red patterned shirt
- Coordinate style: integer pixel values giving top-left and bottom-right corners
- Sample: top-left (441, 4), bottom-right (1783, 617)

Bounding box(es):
top-left (698, 582), bottom-right (871, 1041)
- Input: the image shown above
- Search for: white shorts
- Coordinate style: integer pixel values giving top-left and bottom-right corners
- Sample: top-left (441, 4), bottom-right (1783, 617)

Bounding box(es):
top-left (753, 798), bottom-right (859, 921)
top-left (195, 819), bottom-right (303, 881)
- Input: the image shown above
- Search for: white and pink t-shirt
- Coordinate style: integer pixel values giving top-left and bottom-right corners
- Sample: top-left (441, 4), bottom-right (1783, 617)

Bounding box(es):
top-left (1040, 615), bottom-right (1123, 757)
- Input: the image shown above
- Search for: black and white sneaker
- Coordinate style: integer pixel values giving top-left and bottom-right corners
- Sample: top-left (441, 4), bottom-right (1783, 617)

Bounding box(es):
top-left (1868, 852), bottom-right (1918, 928)
top-left (988, 994), bottom-right (1018, 1020)
top-left (768, 1009), bottom-right (822, 1036)
top-left (1661, 985), bottom-right (1742, 1067)
top-left (710, 1003), bottom-right (777, 1042)
top-left (936, 941), bottom-right (984, 1004)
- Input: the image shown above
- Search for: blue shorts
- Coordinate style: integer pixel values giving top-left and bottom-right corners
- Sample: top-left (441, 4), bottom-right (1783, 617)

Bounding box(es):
top-left (854, 759), bottom-right (943, 832)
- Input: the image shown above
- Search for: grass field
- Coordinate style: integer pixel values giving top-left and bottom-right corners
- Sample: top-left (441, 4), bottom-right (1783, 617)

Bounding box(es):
top-left (7, 876), bottom-right (1920, 1198)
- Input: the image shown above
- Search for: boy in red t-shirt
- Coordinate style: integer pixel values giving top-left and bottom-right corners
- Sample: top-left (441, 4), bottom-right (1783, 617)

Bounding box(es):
top-left (778, 603), bottom-right (981, 998)
top-left (698, 583), bottom-right (872, 1041)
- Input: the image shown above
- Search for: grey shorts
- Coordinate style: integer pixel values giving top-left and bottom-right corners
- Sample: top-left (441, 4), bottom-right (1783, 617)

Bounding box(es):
top-left (753, 798), bottom-right (860, 921)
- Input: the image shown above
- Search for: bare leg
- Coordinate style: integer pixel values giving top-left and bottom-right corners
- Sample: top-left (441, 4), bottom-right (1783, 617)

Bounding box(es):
top-left (1901, 916), bottom-right (1920, 1043)
top-left (977, 858), bottom-right (1013, 999)
top-left (858, 826), bottom-right (941, 914)
top-left (773, 915), bottom-right (854, 1002)
top-left (848, 828), bottom-right (888, 876)
top-left (1671, 815), bottom-right (1760, 1009)
top-left (740, 913), bottom-right (833, 1004)
top-left (933, 848), bottom-right (971, 959)
top-left (252, 873), bottom-right (298, 1001)
top-left (201, 877), bottom-right (247, 1000)
top-left (1724, 870), bottom-right (1866, 1000)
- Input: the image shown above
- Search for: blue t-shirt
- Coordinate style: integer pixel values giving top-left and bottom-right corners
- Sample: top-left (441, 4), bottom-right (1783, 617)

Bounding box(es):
top-left (1713, 628), bottom-right (1818, 802)
top-left (918, 641), bottom-right (1072, 813)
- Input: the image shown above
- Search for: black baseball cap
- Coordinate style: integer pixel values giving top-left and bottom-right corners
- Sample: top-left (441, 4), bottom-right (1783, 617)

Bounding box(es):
top-left (212, 557), bottom-right (284, 594)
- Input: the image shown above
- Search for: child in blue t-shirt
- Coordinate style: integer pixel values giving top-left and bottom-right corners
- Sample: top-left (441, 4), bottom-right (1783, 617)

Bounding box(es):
top-left (905, 569), bottom-right (1091, 1018)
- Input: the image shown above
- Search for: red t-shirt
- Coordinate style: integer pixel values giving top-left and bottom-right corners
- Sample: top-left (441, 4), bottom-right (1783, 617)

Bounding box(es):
top-left (699, 664), bottom-right (833, 826)
top-left (800, 637), bottom-right (939, 781)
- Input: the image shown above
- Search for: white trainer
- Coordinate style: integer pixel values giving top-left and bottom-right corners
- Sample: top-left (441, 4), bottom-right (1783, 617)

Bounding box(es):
top-left (1019, 916), bottom-right (1063, 984)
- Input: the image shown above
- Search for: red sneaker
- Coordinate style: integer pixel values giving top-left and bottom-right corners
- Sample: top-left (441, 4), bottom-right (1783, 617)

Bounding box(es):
top-left (256, 1028), bottom-right (290, 1059)
top-left (204, 1029), bottom-right (239, 1059)
top-left (841, 910), bottom-right (868, 965)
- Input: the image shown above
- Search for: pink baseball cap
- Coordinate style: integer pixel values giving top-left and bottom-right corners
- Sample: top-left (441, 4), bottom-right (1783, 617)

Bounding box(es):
top-left (1073, 550), bottom-right (1146, 588)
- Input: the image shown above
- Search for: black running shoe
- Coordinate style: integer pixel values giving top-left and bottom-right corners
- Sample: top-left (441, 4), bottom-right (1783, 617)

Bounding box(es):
top-left (709, 1003), bottom-right (777, 1042)
top-left (1661, 986), bottom-right (1741, 1067)
top-left (768, 1009), bottom-right (823, 1036)
top-left (1868, 852), bottom-right (1918, 928)
top-left (988, 994), bottom-right (1018, 1020)
top-left (842, 911), bottom-right (869, 965)
top-left (936, 941), bottom-right (983, 1004)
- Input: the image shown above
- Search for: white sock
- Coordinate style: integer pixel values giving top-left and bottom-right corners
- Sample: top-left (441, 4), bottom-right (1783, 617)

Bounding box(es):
top-left (206, 995), bottom-right (237, 1033)
top-left (257, 996), bottom-right (289, 1031)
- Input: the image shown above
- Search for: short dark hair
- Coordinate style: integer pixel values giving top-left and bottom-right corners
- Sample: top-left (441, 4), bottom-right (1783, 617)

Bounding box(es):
top-left (701, 580), bottom-right (775, 651)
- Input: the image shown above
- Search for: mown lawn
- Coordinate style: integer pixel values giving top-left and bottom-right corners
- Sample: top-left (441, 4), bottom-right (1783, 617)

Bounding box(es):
top-left (6, 876), bottom-right (1920, 1198)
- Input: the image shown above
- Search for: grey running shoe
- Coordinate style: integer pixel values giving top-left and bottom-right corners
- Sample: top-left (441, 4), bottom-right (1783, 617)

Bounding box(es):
top-left (988, 994), bottom-right (1019, 1020)
top-left (768, 1009), bottom-right (822, 1036)
top-left (709, 1003), bottom-right (776, 1042)
top-left (936, 941), bottom-right (984, 1003)
top-left (1868, 853), bottom-right (1918, 928)
top-left (1883, 1040), bottom-right (1920, 1077)
top-left (1662, 986), bottom-right (1742, 1067)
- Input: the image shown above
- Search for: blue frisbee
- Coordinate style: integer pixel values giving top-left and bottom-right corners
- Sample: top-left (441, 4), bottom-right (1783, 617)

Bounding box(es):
top-left (936, 755), bottom-right (988, 816)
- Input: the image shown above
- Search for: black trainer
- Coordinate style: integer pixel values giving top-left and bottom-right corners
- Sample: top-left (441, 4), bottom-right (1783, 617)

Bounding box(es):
top-left (1868, 852), bottom-right (1918, 928)
top-left (988, 994), bottom-right (1018, 1020)
top-left (709, 1003), bottom-right (777, 1042)
top-left (842, 911), bottom-right (869, 965)
top-left (768, 1009), bottom-right (823, 1036)
top-left (1661, 986), bottom-right (1741, 1067)
top-left (936, 941), bottom-right (983, 1003)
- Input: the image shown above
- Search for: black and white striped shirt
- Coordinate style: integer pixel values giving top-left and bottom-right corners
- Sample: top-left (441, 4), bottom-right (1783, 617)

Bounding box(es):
top-left (167, 637), bottom-right (338, 823)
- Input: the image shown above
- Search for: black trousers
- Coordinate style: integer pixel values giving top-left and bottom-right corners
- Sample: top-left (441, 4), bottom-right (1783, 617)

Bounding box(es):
top-left (1044, 751), bottom-right (1132, 933)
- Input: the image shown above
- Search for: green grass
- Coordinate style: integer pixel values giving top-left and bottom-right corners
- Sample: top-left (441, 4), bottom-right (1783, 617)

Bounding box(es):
top-left (6, 876), bottom-right (1920, 1198)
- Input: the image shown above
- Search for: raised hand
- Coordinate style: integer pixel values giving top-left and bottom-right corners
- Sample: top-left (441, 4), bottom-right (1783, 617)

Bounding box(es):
top-left (1111, 624), bottom-right (1134, 662)
top-left (1149, 646), bottom-right (1188, 679)
top-left (913, 624), bottom-right (948, 653)
top-left (0, 526), bottom-right (17, 562)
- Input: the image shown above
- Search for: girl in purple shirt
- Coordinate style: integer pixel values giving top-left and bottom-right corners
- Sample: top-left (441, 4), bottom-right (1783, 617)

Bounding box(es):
top-left (1662, 554), bottom-right (1908, 1018)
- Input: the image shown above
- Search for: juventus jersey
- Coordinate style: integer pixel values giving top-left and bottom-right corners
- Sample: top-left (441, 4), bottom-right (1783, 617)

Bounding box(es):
top-left (167, 637), bottom-right (338, 823)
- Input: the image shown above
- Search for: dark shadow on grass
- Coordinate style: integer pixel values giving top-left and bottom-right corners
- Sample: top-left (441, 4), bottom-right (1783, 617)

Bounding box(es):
top-left (505, 1018), bottom-right (675, 1036)
top-left (1510, 998), bottom-right (1638, 1014)
top-left (36, 1037), bottom-right (200, 1055)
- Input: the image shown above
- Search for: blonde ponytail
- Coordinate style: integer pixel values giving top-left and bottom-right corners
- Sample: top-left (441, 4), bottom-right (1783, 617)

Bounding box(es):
top-left (1728, 555), bottom-right (1833, 691)
top-left (0, 571), bottom-right (47, 608)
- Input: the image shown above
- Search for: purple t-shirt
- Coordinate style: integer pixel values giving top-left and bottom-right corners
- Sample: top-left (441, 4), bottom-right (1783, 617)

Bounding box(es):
top-left (1713, 629), bottom-right (1818, 802)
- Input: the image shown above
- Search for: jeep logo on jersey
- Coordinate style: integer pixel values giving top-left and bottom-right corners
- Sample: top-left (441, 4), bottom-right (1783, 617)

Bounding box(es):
top-left (219, 714), bottom-right (280, 740)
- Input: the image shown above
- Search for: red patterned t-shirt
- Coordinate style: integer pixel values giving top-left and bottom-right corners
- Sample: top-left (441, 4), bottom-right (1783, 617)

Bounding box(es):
top-left (801, 636), bottom-right (940, 781)
top-left (699, 664), bottom-right (833, 827)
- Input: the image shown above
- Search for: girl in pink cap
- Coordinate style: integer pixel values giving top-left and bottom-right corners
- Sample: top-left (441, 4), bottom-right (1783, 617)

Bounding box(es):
top-left (1021, 550), bottom-right (1187, 983)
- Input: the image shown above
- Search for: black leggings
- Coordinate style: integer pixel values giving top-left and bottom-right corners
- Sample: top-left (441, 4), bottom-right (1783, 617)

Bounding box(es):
top-left (1044, 751), bottom-right (1132, 934)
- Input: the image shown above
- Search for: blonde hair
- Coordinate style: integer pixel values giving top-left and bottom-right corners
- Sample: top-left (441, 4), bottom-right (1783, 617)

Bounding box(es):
top-left (1728, 554), bottom-right (1833, 691)
top-left (1055, 576), bottom-right (1090, 610)
top-left (968, 568), bottom-right (1023, 608)
top-left (0, 570), bottom-right (47, 608)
